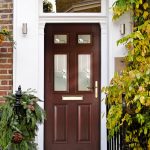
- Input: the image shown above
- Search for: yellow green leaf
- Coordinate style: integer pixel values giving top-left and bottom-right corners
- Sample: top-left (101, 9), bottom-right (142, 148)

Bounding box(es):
top-left (140, 96), bottom-right (145, 104)
top-left (136, 3), bottom-right (139, 8)
top-left (143, 2), bottom-right (149, 10)
top-left (143, 11), bottom-right (149, 19)
top-left (139, 0), bottom-right (143, 4)
top-left (146, 24), bottom-right (150, 33)
top-left (144, 127), bottom-right (147, 135)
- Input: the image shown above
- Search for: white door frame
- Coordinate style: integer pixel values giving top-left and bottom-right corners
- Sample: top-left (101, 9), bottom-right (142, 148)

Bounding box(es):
top-left (38, 14), bottom-right (108, 150)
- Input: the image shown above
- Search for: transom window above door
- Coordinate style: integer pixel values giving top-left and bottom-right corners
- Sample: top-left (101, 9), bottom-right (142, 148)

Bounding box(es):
top-left (43, 0), bottom-right (101, 13)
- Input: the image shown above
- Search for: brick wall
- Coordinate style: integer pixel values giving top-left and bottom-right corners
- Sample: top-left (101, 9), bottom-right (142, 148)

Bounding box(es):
top-left (0, 0), bottom-right (13, 102)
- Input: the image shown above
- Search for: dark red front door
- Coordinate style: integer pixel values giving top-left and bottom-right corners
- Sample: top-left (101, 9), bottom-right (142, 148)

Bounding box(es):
top-left (44, 23), bottom-right (101, 150)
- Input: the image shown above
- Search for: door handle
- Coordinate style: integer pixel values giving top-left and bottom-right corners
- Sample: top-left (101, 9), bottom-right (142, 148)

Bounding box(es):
top-left (95, 81), bottom-right (98, 98)
top-left (87, 81), bottom-right (98, 98)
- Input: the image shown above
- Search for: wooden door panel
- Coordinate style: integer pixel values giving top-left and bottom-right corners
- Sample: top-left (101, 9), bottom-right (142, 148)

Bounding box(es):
top-left (77, 104), bottom-right (91, 143)
top-left (45, 23), bottom-right (100, 150)
top-left (54, 105), bottom-right (68, 143)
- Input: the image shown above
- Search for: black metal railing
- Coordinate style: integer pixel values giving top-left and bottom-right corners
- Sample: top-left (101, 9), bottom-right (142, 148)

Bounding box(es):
top-left (107, 94), bottom-right (129, 150)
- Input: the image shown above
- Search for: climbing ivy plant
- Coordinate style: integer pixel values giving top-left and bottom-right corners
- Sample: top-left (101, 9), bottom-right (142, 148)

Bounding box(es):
top-left (0, 29), bottom-right (11, 44)
top-left (102, 0), bottom-right (150, 149)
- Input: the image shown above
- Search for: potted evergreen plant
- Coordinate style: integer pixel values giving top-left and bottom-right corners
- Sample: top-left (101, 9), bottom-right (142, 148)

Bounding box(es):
top-left (0, 86), bottom-right (45, 150)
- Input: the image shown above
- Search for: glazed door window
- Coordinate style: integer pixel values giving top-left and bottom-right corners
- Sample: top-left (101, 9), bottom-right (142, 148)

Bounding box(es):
top-left (54, 54), bottom-right (68, 91)
top-left (78, 54), bottom-right (91, 91)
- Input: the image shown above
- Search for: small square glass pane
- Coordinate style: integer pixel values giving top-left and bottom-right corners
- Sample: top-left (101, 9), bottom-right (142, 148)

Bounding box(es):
top-left (78, 34), bottom-right (91, 44)
top-left (54, 34), bottom-right (67, 44)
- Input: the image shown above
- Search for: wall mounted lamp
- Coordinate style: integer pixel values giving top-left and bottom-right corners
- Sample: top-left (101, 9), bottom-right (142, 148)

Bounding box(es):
top-left (22, 23), bottom-right (27, 34)
top-left (120, 24), bottom-right (125, 35)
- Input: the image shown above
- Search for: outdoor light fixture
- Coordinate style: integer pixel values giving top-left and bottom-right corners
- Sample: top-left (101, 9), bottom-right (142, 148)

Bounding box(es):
top-left (22, 23), bottom-right (27, 34)
top-left (120, 24), bottom-right (125, 35)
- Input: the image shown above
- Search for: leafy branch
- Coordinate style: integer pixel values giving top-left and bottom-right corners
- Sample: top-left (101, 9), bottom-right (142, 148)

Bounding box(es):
top-left (103, 0), bottom-right (150, 149)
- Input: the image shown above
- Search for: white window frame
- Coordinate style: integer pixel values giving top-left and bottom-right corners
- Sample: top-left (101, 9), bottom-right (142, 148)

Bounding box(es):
top-left (39, 0), bottom-right (107, 16)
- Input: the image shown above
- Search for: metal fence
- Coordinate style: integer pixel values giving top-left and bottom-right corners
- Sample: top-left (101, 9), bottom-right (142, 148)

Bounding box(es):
top-left (106, 94), bottom-right (129, 150)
